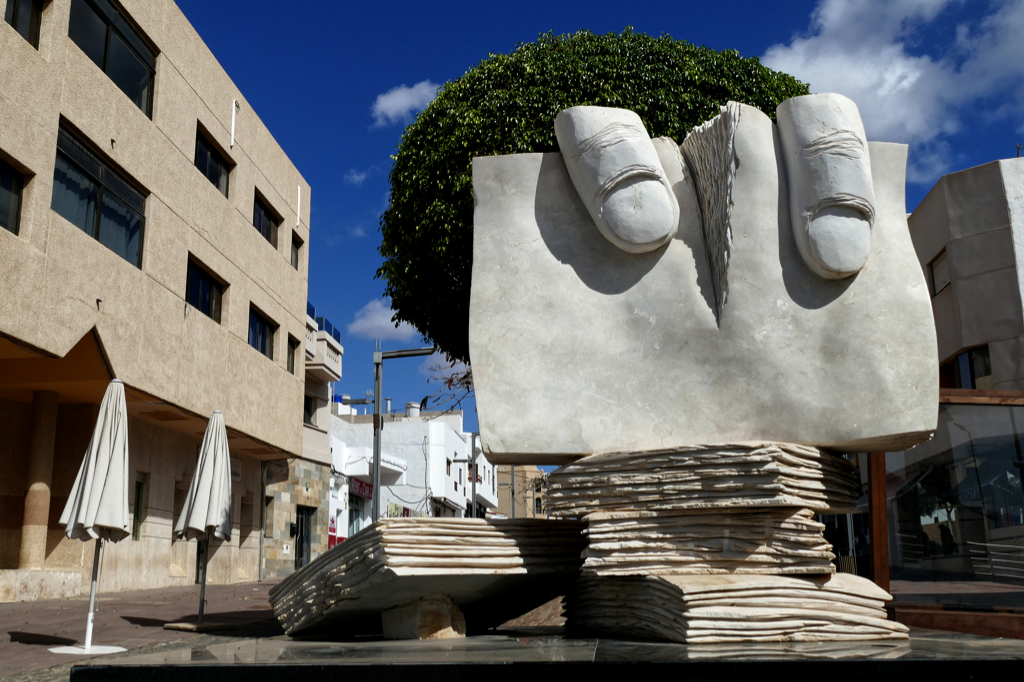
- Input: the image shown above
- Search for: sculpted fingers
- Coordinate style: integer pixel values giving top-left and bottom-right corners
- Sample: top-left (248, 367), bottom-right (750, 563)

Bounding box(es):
top-left (777, 94), bottom-right (875, 280)
top-left (555, 107), bottom-right (679, 253)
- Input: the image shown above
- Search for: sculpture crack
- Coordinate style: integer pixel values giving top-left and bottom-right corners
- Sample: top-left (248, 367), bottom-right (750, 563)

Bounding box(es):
top-left (681, 102), bottom-right (741, 320)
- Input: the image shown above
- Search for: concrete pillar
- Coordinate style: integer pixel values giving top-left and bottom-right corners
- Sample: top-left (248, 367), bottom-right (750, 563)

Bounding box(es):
top-left (19, 391), bottom-right (59, 569)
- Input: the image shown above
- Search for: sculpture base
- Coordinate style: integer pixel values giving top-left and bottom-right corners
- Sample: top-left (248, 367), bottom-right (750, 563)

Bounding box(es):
top-left (67, 629), bottom-right (1024, 681)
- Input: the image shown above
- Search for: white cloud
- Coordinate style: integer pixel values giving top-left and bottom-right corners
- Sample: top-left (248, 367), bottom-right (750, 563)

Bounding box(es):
top-left (348, 225), bottom-right (367, 238)
top-left (371, 80), bottom-right (439, 127)
top-left (344, 169), bottom-right (368, 185)
top-left (762, 0), bottom-right (1024, 183)
top-left (347, 299), bottom-right (419, 341)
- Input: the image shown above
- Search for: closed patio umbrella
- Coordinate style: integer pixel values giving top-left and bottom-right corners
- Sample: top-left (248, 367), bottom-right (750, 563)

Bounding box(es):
top-left (174, 410), bottom-right (232, 624)
top-left (50, 379), bottom-right (130, 655)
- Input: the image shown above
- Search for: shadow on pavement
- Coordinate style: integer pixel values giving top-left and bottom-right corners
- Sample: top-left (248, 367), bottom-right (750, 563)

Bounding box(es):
top-left (121, 616), bottom-right (170, 628)
top-left (8, 632), bottom-right (77, 646)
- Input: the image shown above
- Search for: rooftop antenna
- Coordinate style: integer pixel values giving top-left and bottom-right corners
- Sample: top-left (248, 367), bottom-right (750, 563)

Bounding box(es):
top-left (1018, 143), bottom-right (1022, 158)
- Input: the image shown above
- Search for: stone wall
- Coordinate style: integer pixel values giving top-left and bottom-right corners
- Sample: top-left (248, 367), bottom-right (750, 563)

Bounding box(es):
top-left (262, 459), bottom-right (329, 579)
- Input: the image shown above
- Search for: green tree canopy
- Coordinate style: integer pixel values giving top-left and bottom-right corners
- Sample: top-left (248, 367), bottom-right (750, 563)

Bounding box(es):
top-left (378, 29), bottom-right (810, 363)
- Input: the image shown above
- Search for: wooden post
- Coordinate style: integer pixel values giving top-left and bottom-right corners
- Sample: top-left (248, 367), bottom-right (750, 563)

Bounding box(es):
top-left (868, 451), bottom-right (890, 593)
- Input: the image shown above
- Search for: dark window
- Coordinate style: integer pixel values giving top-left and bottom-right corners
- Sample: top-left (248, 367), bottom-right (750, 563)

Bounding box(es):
top-left (195, 130), bottom-right (230, 197)
top-left (4, 0), bottom-right (41, 48)
top-left (131, 472), bottom-right (147, 541)
top-left (290, 233), bottom-right (302, 269)
top-left (253, 195), bottom-right (279, 247)
top-left (0, 158), bottom-right (25, 235)
top-left (287, 336), bottom-right (299, 374)
top-left (944, 346), bottom-right (993, 391)
top-left (51, 127), bottom-right (145, 267)
top-left (68, 0), bottom-right (155, 117)
top-left (185, 259), bottom-right (223, 323)
top-left (303, 395), bottom-right (316, 426)
top-left (534, 498), bottom-right (542, 515)
top-left (248, 307), bottom-right (274, 359)
top-left (931, 250), bottom-right (950, 296)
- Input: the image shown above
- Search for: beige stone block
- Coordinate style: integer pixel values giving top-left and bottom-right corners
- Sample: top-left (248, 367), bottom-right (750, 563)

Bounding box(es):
top-left (382, 595), bottom-right (466, 640)
top-left (0, 569), bottom-right (82, 602)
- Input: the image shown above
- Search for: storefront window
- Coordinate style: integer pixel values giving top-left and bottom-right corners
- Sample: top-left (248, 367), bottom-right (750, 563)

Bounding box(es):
top-left (886, 403), bottom-right (1024, 604)
top-left (348, 493), bottom-right (365, 537)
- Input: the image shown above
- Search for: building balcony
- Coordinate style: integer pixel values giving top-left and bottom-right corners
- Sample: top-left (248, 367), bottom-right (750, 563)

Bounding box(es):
top-left (474, 477), bottom-right (500, 510)
top-left (343, 445), bottom-right (407, 486)
top-left (305, 314), bottom-right (318, 361)
top-left (306, 330), bottom-right (343, 384)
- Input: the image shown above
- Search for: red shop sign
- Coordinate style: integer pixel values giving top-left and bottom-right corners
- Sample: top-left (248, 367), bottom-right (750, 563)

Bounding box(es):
top-left (351, 479), bottom-right (373, 499)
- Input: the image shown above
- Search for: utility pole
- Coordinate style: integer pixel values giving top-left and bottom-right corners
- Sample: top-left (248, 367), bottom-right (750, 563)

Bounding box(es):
top-left (371, 343), bottom-right (436, 522)
top-left (470, 433), bottom-right (479, 518)
top-left (510, 465), bottom-right (516, 519)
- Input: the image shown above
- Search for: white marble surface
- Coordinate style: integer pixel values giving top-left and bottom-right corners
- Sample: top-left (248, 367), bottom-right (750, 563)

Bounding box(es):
top-left (470, 102), bottom-right (938, 463)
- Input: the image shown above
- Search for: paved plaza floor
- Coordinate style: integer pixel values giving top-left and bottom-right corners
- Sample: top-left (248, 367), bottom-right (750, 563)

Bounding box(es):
top-left (0, 579), bottom-right (281, 681)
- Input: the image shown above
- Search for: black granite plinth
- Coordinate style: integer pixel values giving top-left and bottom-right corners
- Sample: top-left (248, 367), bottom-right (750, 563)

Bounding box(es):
top-left (70, 628), bottom-right (1024, 681)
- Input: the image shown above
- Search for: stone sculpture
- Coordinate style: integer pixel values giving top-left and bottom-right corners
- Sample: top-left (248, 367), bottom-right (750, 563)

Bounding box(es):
top-left (464, 94), bottom-right (924, 644)
top-left (269, 518), bottom-right (584, 637)
top-left (274, 94), bottom-right (929, 647)
top-left (469, 93), bottom-right (938, 463)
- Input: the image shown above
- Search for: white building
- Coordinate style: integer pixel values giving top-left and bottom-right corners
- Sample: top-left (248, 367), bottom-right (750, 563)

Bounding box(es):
top-left (329, 402), bottom-right (498, 538)
top-left (327, 440), bottom-right (408, 546)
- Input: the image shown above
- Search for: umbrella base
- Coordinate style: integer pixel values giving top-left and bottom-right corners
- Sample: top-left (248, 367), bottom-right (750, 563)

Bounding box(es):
top-left (49, 645), bottom-right (127, 655)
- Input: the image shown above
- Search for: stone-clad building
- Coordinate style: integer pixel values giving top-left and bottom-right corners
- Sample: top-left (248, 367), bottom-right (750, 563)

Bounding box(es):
top-left (0, 0), bottom-right (313, 600)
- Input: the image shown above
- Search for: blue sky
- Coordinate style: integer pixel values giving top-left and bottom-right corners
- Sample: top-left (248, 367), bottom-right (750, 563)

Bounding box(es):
top-left (177, 0), bottom-right (1024, 434)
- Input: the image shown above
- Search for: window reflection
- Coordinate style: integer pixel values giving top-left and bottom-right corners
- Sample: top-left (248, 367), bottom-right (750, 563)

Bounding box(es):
top-left (888, 403), bottom-right (1024, 591)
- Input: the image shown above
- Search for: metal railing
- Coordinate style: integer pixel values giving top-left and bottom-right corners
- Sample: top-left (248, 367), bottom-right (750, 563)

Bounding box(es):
top-left (967, 540), bottom-right (1024, 581)
top-left (316, 316), bottom-right (342, 344)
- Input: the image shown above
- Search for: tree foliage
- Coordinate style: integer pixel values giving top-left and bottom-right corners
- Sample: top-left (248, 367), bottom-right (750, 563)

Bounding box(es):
top-left (378, 28), bottom-right (810, 363)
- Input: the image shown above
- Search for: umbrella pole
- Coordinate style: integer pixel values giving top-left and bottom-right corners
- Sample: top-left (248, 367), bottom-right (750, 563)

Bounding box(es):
top-left (198, 537), bottom-right (209, 625)
top-left (84, 539), bottom-right (102, 651)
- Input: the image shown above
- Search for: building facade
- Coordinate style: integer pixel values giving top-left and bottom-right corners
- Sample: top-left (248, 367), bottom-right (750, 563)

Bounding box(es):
top-left (495, 465), bottom-right (547, 519)
top-left (908, 157), bottom-right (1024, 390)
top-left (329, 404), bottom-right (498, 540)
top-left (885, 157), bottom-right (1024, 595)
top-left (1, 0), bottom-right (311, 600)
top-left (257, 303), bottom-right (343, 579)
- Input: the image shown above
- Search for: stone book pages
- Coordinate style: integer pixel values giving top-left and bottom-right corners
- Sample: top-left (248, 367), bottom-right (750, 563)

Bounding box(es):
top-left (268, 518), bottom-right (585, 636)
top-left (546, 443), bottom-right (859, 516)
top-left (469, 101), bottom-right (938, 465)
top-left (582, 508), bottom-right (836, 575)
top-left (566, 573), bottom-right (909, 644)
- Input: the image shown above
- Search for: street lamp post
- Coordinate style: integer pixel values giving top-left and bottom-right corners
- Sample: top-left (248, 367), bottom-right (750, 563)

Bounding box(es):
top-left (470, 432), bottom-right (479, 518)
top-left (371, 344), bottom-right (436, 522)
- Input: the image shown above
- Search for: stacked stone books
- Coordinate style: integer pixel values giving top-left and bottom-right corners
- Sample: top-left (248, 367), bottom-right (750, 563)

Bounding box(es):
top-left (547, 443), bottom-right (860, 515)
top-left (548, 443), bottom-right (908, 643)
top-left (581, 508), bottom-right (836, 575)
top-left (269, 518), bottom-right (585, 636)
top-left (567, 573), bottom-right (907, 643)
